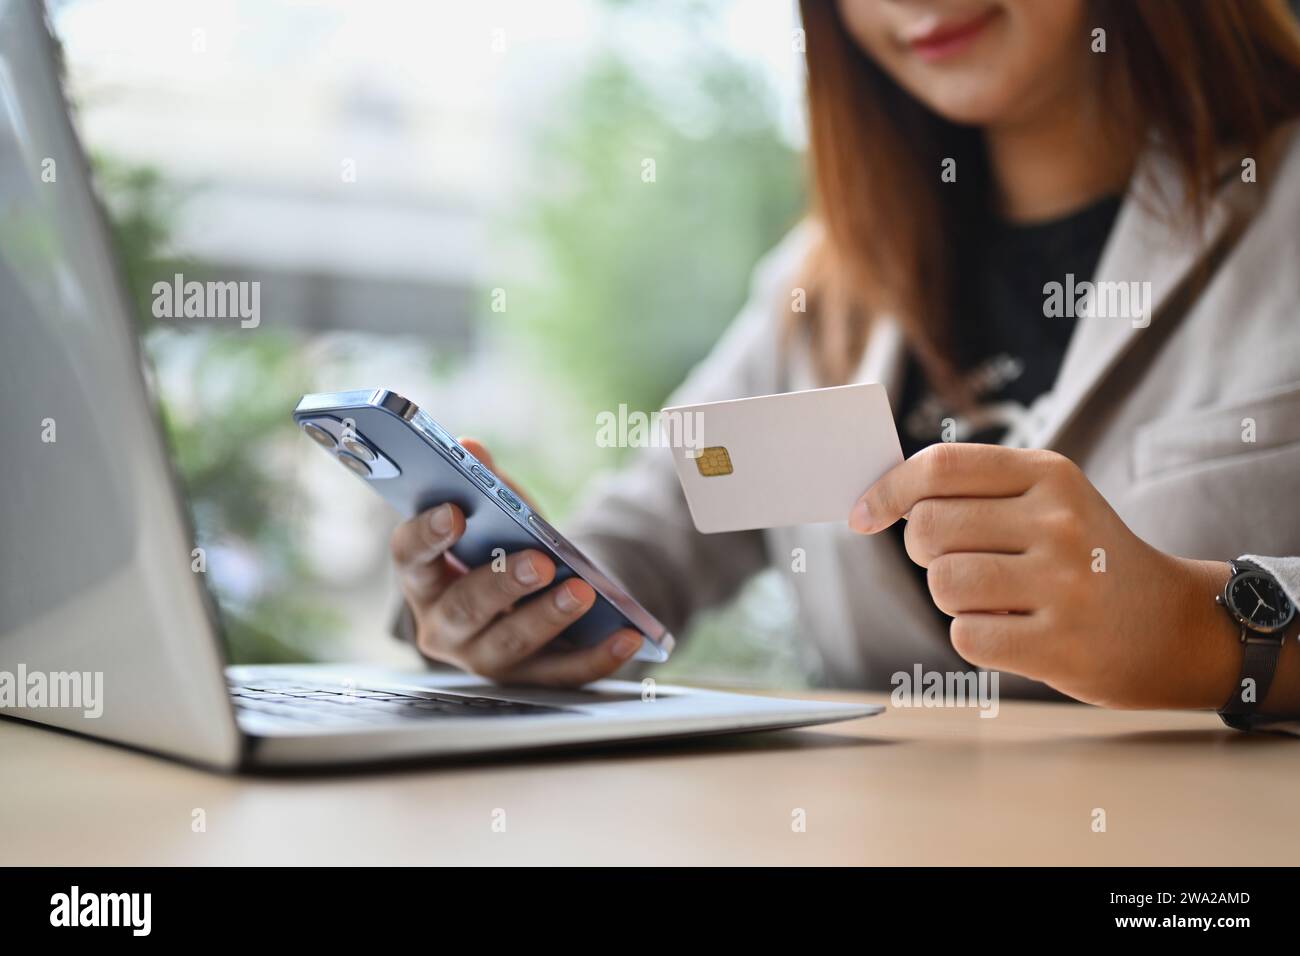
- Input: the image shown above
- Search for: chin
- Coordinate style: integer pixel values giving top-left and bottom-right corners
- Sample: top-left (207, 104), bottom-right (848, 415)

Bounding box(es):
top-left (900, 75), bottom-right (1017, 127)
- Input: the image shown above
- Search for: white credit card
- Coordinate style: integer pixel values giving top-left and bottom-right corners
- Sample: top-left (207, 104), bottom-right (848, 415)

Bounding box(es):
top-left (662, 382), bottom-right (904, 534)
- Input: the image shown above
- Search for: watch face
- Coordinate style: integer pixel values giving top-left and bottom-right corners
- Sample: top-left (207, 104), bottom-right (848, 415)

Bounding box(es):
top-left (1227, 571), bottom-right (1297, 633)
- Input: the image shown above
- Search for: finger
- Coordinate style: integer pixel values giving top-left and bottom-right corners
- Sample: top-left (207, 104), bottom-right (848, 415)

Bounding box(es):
top-left (400, 552), bottom-right (461, 607)
top-left (390, 503), bottom-right (464, 566)
top-left (927, 552), bottom-right (1035, 615)
top-left (850, 444), bottom-right (1060, 534)
top-left (460, 579), bottom-right (598, 676)
top-left (949, 612), bottom-right (1043, 675)
top-left (494, 628), bottom-right (644, 688)
top-left (393, 506), bottom-right (465, 606)
top-left (426, 549), bottom-right (556, 647)
top-left (903, 497), bottom-right (1029, 568)
top-left (459, 436), bottom-right (496, 468)
top-left (459, 436), bottom-right (542, 513)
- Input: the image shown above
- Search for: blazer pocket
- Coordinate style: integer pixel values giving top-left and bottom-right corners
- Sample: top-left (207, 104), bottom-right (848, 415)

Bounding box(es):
top-left (1133, 381), bottom-right (1300, 481)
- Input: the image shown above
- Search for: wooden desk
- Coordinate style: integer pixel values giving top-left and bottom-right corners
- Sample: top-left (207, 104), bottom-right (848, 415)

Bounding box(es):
top-left (2, 693), bottom-right (1296, 865)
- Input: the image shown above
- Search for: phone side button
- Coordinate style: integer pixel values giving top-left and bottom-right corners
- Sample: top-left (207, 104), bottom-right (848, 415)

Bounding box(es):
top-left (496, 487), bottom-right (523, 512)
top-left (470, 464), bottom-right (495, 488)
top-left (527, 513), bottom-right (558, 545)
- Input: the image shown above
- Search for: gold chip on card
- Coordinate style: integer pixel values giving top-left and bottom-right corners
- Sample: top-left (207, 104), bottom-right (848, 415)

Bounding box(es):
top-left (695, 445), bottom-right (734, 477)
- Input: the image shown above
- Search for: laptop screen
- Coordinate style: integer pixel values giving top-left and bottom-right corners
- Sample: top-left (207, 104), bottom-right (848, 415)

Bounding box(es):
top-left (0, 0), bottom-right (240, 766)
top-left (0, 5), bottom-right (138, 632)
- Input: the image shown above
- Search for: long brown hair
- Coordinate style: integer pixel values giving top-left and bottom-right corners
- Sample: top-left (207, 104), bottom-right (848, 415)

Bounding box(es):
top-left (795, 0), bottom-right (1300, 389)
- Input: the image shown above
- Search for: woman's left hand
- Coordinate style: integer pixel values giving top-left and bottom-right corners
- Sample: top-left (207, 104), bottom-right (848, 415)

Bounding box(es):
top-left (849, 443), bottom-right (1236, 709)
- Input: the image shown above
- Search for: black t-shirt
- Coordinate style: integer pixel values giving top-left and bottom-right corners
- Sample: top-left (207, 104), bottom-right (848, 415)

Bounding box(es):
top-left (891, 195), bottom-right (1122, 619)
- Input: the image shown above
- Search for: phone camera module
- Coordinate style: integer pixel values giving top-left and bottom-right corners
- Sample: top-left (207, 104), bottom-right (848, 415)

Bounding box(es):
top-left (340, 436), bottom-right (377, 462)
top-left (337, 451), bottom-right (373, 477)
top-left (302, 421), bottom-right (337, 450)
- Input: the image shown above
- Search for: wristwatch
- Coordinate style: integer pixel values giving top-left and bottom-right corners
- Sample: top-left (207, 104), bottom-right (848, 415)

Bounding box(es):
top-left (1216, 558), bottom-right (1297, 729)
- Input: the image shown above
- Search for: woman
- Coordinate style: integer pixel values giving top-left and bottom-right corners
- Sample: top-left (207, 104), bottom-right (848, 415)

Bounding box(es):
top-left (390, 0), bottom-right (1300, 726)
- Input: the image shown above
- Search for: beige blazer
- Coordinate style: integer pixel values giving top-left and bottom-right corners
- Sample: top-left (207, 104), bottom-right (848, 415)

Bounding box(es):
top-left (566, 123), bottom-right (1300, 695)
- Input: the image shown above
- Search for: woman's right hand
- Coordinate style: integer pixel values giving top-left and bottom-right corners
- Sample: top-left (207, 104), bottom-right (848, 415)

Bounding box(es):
top-left (389, 438), bottom-right (644, 687)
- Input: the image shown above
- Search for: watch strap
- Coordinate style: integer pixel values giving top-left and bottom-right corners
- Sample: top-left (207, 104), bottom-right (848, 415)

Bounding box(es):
top-left (1220, 631), bottom-right (1283, 717)
top-left (1218, 558), bottom-right (1289, 729)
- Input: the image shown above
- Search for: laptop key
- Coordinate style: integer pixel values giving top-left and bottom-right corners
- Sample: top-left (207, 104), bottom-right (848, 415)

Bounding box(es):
top-left (229, 682), bottom-right (572, 720)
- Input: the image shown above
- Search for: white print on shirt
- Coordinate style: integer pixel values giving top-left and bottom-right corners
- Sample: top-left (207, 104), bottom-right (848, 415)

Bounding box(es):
top-left (903, 352), bottom-right (1028, 446)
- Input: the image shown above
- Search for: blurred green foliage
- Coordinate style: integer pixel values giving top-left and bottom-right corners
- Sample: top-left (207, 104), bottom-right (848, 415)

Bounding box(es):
top-left (93, 154), bottom-right (341, 663)
top-left (509, 7), bottom-right (804, 425)
top-left (92, 154), bottom-right (189, 325)
top-left (155, 329), bottom-right (342, 664)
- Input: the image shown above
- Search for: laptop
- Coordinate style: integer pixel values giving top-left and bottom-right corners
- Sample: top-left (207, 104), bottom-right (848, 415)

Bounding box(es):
top-left (0, 0), bottom-right (878, 770)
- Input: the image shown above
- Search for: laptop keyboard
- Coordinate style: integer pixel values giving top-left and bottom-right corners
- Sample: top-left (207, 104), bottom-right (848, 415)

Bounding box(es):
top-left (227, 678), bottom-right (570, 728)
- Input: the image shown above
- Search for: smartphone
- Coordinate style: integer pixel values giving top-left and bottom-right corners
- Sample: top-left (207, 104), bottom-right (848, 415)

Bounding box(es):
top-left (293, 389), bottom-right (674, 663)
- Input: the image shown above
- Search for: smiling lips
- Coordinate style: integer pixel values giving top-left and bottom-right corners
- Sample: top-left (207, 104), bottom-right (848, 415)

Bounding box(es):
top-left (906, 7), bottom-right (1001, 62)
